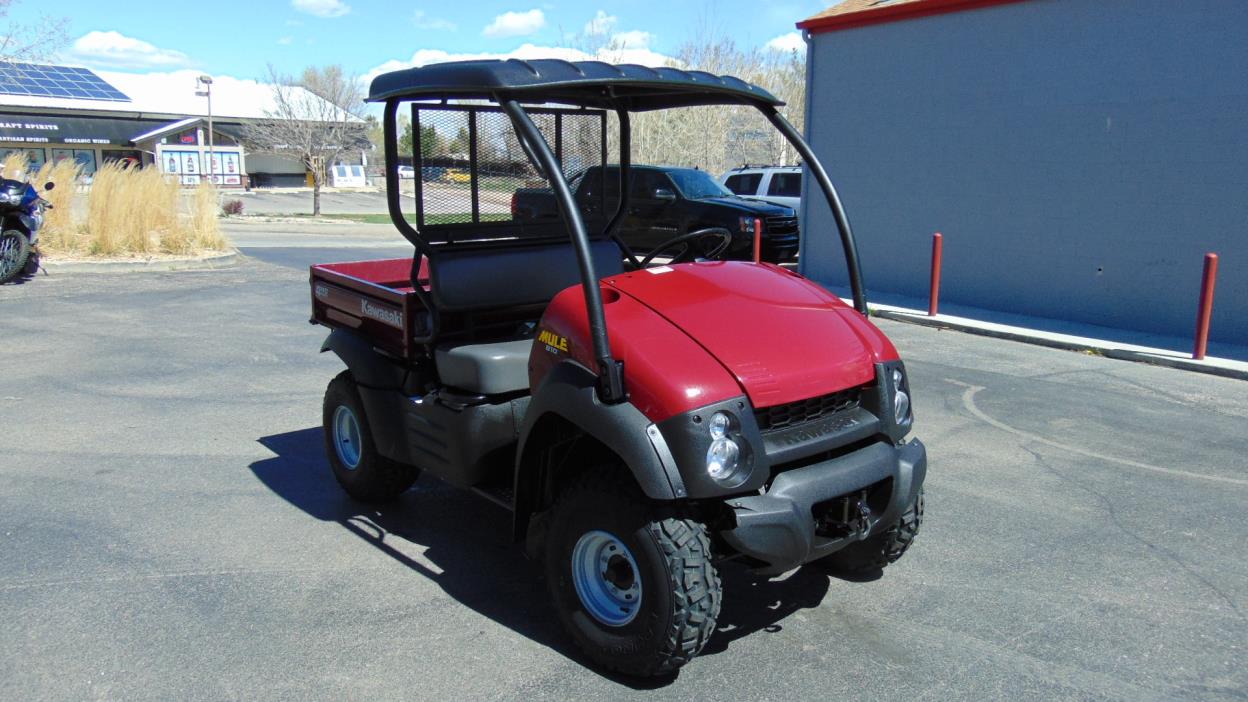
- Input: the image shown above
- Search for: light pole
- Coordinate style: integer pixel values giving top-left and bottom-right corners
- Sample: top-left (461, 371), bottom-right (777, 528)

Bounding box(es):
top-left (195, 75), bottom-right (214, 184)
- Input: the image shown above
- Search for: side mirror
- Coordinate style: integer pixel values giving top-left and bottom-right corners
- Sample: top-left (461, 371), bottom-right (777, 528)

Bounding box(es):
top-left (43, 182), bottom-right (55, 191)
top-left (653, 188), bottom-right (676, 202)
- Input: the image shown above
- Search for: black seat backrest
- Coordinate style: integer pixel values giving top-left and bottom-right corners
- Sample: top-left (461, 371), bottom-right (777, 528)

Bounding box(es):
top-left (429, 239), bottom-right (624, 312)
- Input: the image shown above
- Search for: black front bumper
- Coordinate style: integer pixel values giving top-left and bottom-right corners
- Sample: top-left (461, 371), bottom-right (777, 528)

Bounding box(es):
top-left (721, 439), bottom-right (926, 574)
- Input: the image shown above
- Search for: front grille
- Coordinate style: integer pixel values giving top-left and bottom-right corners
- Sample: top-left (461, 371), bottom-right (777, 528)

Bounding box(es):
top-left (765, 216), bottom-right (799, 236)
top-left (754, 387), bottom-right (861, 433)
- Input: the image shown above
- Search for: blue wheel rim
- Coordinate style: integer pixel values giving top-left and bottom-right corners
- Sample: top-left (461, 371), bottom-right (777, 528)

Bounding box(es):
top-left (332, 405), bottom-right (362, 469)
top-left (571, 530), bottom-right (642, 627)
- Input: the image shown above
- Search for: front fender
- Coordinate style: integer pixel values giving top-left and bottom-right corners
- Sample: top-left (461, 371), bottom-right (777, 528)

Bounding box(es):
top-left (513, 360), bottom-right (686, 538)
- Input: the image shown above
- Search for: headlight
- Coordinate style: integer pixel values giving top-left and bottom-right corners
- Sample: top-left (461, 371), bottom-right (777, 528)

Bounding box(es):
top-left (892, 368), bottom-right (912, 425)
top-left (706, 437), bottom-right (740, 480)
top-left (738, 215), bottom-right (757, 233)
top-left (705, 411), bottom-right (744, 484)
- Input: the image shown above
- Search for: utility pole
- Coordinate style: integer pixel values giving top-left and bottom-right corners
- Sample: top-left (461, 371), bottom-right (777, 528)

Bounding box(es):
top-left (196, 75), bottom-right (214, 184)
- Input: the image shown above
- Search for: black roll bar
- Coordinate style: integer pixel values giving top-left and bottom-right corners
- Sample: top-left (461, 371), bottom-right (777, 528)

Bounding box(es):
top-left (760, 106), bottom-right (868, 315)
top-left (383, 98), bottom-right (438, 342)
top-left (603, 109), bottom-right (642, 268)
top-left (383, 99), bottom-right (430, 255)
top-left (500, 98), bottom-right (626, 404)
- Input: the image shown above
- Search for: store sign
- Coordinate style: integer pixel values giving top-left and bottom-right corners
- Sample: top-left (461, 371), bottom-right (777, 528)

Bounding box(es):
top-left (0, 116), bottom-right (141, 145)
top-left (0, 120), bottom-right (59, 142)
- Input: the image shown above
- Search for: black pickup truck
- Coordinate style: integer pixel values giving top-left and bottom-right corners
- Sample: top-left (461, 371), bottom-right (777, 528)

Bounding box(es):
top-left (511, 165), bottom-right (799, 262)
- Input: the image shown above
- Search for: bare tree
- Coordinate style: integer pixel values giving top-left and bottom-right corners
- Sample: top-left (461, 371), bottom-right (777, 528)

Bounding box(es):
top-left (244, 65), bottom-right (367, 215)
top-left (621, 33), bottom-right (807, 176)
top-left (567, 20), bottom-right (807, 177)
top-left (0, 0), bottom-right (67, 64)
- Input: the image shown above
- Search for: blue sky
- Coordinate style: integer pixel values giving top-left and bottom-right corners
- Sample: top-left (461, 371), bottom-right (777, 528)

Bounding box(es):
top-left (24, 1), bottom-right (829, 82)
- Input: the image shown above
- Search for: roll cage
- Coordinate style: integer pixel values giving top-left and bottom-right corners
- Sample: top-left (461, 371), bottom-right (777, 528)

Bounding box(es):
top-left (370, 59), bottom-right (868, 404)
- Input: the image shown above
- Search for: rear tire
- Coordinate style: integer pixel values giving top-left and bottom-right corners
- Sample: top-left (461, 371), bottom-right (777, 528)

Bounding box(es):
top-left (820, 489), bottom-right (923, 573)
top-left (0, 230), bottom-right (30, 284)
top-left (322, 371), bottom-right (418, 502)
top-left (545, 471), bottom-right (721, 677)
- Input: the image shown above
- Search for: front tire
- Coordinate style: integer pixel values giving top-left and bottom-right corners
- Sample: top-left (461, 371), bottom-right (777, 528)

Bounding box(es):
top-left (322, 371), bottom-right (419, 502)
top-left (820, 489), bottom-right (923, 573)
top-left (545, 471), bottom-right (721, 677)
top-left (0, 230), bottom-right (30, 284)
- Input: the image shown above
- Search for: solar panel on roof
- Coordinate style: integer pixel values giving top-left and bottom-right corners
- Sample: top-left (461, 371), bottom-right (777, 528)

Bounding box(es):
top-left (0, 62), bottom-right (130, 102)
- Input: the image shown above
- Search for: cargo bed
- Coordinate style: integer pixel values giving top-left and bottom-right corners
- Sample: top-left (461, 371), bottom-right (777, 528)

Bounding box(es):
top-left (310, 257), bottom-right (431, 360)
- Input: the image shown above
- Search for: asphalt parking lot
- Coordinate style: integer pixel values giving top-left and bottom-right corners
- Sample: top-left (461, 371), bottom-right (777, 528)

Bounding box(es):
top-left (1, 225), bottom-right (1245, 700)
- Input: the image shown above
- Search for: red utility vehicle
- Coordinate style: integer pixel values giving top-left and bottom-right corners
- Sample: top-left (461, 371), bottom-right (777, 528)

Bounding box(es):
top-left (310, 60), bottom-right (926, 677)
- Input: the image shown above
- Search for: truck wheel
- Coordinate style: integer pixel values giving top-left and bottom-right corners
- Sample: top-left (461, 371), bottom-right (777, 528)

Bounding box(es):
top-left (322, 371), bottom-right (418, 502)
top-left (545, 471), bottom-right (721, 677)
top-left (820, 490), bottom-right (923, 573)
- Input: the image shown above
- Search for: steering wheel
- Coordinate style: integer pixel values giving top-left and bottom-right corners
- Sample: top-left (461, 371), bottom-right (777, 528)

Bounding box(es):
top-left (639, 227), bottom-right (733, 267)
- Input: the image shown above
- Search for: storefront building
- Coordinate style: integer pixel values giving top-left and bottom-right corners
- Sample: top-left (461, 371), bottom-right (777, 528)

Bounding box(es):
top-left (0, 62), bottom-right (361, 187)
top-left (0, 112), bottom-right (248, 186)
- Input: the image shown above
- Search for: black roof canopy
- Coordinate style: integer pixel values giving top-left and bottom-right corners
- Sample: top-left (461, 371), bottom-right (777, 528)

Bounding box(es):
top-left (367, 59), bottom-right (783, 111)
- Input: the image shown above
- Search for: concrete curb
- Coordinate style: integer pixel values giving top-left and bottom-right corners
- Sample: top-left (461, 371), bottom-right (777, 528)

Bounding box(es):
top-left (873, 309), bottom-right (1248, 381)
top-left (41, 250), bottom-right (244, 274)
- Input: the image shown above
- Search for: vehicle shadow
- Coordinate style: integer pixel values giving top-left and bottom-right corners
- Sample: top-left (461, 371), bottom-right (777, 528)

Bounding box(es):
top-left (3, 262), bottom-right (40, 285)
top-left (249, 427), bottom-right (834, 687)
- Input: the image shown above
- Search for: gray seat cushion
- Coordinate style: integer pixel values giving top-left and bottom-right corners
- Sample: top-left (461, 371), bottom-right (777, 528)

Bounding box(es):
top-left (435, 339), bottom-right (533, 395)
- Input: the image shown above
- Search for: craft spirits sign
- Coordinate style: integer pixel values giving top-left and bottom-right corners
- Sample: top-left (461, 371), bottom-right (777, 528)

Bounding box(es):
top-left (0, 120), bottom-right (58, 143)
top-left (0, 116), bottom-right (138, 145)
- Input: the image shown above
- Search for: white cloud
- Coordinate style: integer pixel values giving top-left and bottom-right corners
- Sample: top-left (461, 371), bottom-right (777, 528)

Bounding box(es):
top-left (277, 36), bottom-right (293, 45)
top-left (68, 31), bottom-right (190, 69)
top-left (610, 30), bottom-right (651, 49)
top-left (482, 9), bottom-right (545, 38)
top-left (291, 0), bottom-right (350, 19)
top-left (413, 10), bottom-right (456, 31)
top-left (363, 43), bottom-right (676, 84)
top-left (583, 10), bottom-right (617, 36)
top-left (765, 31), bottom-right (805, 53)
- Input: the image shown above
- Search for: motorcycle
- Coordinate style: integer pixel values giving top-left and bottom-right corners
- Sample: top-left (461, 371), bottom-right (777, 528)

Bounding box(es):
top-left (0, 178), bottom-right (54, 284)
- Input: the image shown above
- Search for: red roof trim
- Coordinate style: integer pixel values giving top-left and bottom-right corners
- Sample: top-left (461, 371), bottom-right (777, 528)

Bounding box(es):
top-left (798, 0), bottom-right (1030, 34)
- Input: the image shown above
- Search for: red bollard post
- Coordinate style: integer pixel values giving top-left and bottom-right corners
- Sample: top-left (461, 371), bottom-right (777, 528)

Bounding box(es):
top-left (753, 218), bottom-right (762, 263)
top-left (928, 232), bottom-right (943, 316)
top-left (1192, 253), bottom-right (1219, 360)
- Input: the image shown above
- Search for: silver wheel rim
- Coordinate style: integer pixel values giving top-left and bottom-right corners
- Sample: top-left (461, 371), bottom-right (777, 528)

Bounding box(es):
top-left (0, 234), bottom-right (19, 277)
top-left (332, 405), bottom-right (362, 469)
top-left (571, 530), bottom-right (642, 627)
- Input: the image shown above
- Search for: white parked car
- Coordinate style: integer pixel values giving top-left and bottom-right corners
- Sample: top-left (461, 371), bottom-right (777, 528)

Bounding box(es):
top-left (396, 165), bottom-right (416, 179)
top-left (721, 165), bottom-right (802, 210)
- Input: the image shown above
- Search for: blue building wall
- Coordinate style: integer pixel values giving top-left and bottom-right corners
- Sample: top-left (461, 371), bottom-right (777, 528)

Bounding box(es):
top-left (800, 0), bottom-right (1248, 346)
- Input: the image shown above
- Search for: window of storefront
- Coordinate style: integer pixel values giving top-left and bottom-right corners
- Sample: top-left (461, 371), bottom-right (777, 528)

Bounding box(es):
top-left (102, 149), bottom-right (143, 168)
top-left (0, 147), bottom-right (47, 172)
top-left (52, 148), bottom-right (97, 175)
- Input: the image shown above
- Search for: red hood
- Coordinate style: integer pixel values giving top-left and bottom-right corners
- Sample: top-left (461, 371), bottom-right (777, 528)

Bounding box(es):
top-left (606, 262), bottom-right (895, 408)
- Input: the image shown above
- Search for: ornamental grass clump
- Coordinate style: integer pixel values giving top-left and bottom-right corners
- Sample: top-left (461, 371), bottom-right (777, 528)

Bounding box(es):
top-left (0, 158), bottom-right (229, 257)
top-left (85, 162), bottom-right (179, 255)
top-left (170, 182), bottom-right (226, 254)
top-left (82, 163), bottom-right (229, 256)
top-left (1, 152), bottom-right (28, 179)
top-left (34, 160), bottom-right (84, 253)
